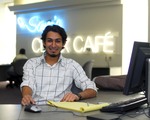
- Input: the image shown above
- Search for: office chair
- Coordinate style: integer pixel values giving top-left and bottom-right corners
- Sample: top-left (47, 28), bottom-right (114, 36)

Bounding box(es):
top-left (82, 60), bottom-right (94, 80)
top-left (71, 81), bottom-right (82, 94)
top-left (71, 60), bottom-right (94, 94)
top-left (7, 59), bottom-right (28, 88)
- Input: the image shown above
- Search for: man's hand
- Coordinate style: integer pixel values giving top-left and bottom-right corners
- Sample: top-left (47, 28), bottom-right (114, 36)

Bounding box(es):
top-left (60, 92), bottom-right (79, 102)
top-left (21, 94), bottom-right (35, 106)
top-left (21, 86), bottom-right (35, 106)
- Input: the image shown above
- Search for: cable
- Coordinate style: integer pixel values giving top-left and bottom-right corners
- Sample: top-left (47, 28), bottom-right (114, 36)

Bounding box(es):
top-left (115, 107), bottom-right (146, 119)
top-left (143, 106), bottom-right (150, 118)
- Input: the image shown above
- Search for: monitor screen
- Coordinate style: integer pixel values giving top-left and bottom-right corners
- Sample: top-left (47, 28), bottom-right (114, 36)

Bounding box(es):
top-left (123, 41), bottom-right (150, 95)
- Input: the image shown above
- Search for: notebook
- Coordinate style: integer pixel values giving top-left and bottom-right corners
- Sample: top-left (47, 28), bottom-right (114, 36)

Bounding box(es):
top-left (47, 101), bottom-right (109, 113)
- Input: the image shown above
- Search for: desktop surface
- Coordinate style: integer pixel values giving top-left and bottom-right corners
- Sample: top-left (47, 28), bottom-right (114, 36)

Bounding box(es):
top-left (0, 91), bottom-right (149, 120)
top-left (0, 104), bottom-right (21, 120)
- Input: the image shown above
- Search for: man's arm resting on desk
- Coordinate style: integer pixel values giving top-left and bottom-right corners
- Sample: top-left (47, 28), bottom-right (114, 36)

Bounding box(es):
top-left (21, 86), bottom-right (35, 105)
top-left (61, 88), bottom-right (97, 102)
top-left (78, 88), bottom-right (97, 100)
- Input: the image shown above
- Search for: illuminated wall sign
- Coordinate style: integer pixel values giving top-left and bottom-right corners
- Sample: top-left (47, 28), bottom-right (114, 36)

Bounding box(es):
top-left (71, 32), bottom-right (114, 54)
top-left (32, 37), bottom-right (44, 53)
top-left (32, 32), bottom-right (115, 54)
top-left (17, 16), bottom-right (116, 54)
top-left (17, 15), bottom-right (63, 33)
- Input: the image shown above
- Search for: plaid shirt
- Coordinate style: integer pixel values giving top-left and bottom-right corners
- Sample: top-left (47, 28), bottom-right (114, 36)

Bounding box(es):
top-left (21, 54), bottom-right (97, 104)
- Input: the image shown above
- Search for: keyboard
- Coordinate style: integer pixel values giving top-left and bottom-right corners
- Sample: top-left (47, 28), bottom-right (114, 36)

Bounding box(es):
top-left (100, 96), bottom-right (147, 113)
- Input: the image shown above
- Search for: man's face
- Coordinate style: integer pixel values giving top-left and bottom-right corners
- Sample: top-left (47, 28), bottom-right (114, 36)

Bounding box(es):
top-left (43, 31), bottom-right (64, 57)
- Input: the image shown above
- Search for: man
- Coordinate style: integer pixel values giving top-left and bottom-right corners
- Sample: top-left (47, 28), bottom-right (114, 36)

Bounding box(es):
top-left (7, 48), bottom-right (27, 87)
top-left (21, 25), bottom-right (97, 105)
top-left (7, 48), bottom-right (27, 76)
top-left (13, 48), bottom-right (27, 62)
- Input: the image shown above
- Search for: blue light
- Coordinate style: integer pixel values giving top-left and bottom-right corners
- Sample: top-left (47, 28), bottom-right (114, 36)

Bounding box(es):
top-left (17, 15), bottom-right (63, 33)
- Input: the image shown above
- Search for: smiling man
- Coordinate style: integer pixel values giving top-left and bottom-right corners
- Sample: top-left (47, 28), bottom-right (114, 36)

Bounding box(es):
top-left (20, 25), bottom-right (97, 106)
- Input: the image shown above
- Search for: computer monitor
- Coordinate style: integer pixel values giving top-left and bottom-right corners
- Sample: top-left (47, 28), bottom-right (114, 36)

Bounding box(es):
top-left (123, 41), bottom-right (150, 95)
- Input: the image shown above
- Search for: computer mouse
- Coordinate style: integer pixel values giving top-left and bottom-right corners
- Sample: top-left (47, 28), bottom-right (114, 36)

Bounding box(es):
top-left (24, 104), bottom-right (42, 113)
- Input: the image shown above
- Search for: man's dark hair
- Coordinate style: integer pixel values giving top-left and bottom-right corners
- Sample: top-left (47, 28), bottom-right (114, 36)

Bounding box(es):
top-left (19, 48), bottom-right (26, 54)
top-left (41, 25), bottom-right (67, 47)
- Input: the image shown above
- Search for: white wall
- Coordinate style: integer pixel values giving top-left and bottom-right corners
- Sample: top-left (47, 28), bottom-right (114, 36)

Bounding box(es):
top-left (122, 0), bottom-right (148, 74)
top-left (0, 3), bottom-right (16, 64)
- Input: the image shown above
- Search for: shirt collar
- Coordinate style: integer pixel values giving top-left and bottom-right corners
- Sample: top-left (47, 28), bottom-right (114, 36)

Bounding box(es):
top-left (40, 52), bottom-right (66, 67)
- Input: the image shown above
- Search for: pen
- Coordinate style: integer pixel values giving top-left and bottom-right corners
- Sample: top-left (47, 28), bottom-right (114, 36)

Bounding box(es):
top-left (87, 102), bottom-right (89, 106)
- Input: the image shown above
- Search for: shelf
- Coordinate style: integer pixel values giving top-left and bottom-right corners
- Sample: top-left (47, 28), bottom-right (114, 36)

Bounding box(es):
top-left (9, 0), bottom-right (121, 14)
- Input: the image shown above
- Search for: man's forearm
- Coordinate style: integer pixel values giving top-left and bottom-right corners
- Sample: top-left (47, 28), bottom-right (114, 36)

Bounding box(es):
top-left (21, 86), bottom-right (36, 105)
top-left (22, 86), bottom-right (33, 97)
top-left (78, 89), bottom-right (97, 100)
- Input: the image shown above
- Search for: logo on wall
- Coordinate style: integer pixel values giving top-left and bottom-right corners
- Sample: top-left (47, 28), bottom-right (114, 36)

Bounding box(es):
top-left (17, 15), bottom-right (63, 33)
top-left (17, 15), bottom-right (117, 54)
top-left (32, 32), bottom-right (116, 54)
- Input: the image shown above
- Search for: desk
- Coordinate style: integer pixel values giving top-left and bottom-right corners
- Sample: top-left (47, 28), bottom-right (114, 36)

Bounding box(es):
top-left (0, 91), bottom-right (150, 120)
top-left (0, 104), bottom-right (21, 120)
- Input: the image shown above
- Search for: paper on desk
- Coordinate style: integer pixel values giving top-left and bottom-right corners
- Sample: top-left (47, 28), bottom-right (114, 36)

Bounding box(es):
top-left (47, 101), bottom-right (109, 113)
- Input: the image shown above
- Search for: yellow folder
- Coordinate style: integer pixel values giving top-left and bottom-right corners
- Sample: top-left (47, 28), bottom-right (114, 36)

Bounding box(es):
top-left (47, 101), bottom-right (109, 113)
